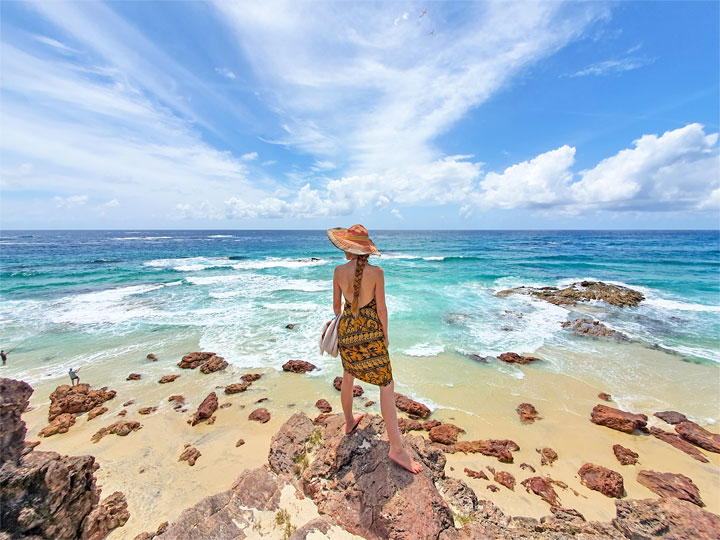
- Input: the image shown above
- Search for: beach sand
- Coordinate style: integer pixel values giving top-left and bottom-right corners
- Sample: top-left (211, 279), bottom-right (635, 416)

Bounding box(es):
top-left (19, 337), bottom-right (720, 539)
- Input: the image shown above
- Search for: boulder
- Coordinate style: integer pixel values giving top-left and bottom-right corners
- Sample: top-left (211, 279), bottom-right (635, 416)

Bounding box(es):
top-left (178, 444), bottom-right (201, 466)
top-left (516, 402), bottom-right (540, 423)
top-left (315, 399), bottom-right (332, 413)
top-left (578, 463), bottom-right (624, 498)
top-left (613, 444), bottom-right (639, 465)
top-left (158, 375), bottom-right (179, 384)
top-left (235, 439), bottom-right (245, 447)
top-left (87, 406), bottom-right (108, 421)
top-left (497, 352), bottom-right (539, 365)
top-left (394, 393), bottom-right (431, 419)
top-left (81, 491), bottom-right (130, 540)
top-left (498, 280), bottom-right (644, 307)
top-left (91, 421), bottom-right (142, 443)
top-left (422, 420), bottom-right (442, 431)
top-left (333, 376), bottom-right (363, 397)
top-left (199, 355), bottom-right (228, 374)
top-left (126, 373), bottom-right (141, 381)
top-left (521, 476), bottom-right (560, 507)
top-left (675, 421), bottom-right (720, 453)
top-left (225, 382), bottom-right (251, 394)
top-left (285, 323), bottom-right (296, 330)
top-left (649, 426), bottom-right (709, 463)
top-left (168, 395), bottom-right (185, 410)
top-left (454, 439), bottom-right (519, 463)
top-left (537, 447), bottom-right (558, 466)
top-left (241, 373), bottom-right (262, 382)
top-left (428, 423), bottom-right (465, 445)
top-left (614, 497), bottom-right (720, 540)
top-left (654, 410), bottom-right (688, 425)
top-left (591, 404), bottom-right (648, 433)
top-left (598, 392), bottom-right (612, 401)
top-left (561, 318), bottom-right (629, 340)
top-left (189, 392), bottom-right (218, 426)
top-left (282, 360), bottom-right (317, 373)
top-left (48, 384), bottom-right (116, 421)
top-left (146, 353), bottom-right (157, 361)
top-left (364, 400), bottom-right (376, 407)
top-left (249, 408), bottom-right (270, 423)
top-left (637, 470), bottom-right (704, 507)
top-left (178, 352), bottom-right (215, 369)
top-left (39, 412), bottom-right (77, 437)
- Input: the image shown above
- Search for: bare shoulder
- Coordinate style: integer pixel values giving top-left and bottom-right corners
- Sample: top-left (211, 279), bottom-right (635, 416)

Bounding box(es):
top-left (365, 263), bottom-right (384, 279)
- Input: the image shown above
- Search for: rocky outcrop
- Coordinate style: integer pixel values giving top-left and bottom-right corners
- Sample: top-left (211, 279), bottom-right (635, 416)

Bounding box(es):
top-left (248, 407), bottom-right (270, 423)
top-left (81, 491), bottom-right (130, 540)
top-left (332, 376), bottom-right (364, 397)
top-left (315, 399), bottom-right (332, 413)
top-left (199, 355), bottom-right (228, 374)
top-left (48, 384), bottom-right (116, 421)
top-left (178, 444), bottom-right (201, 466)
top-left (454, 439), bottom-right (520, 463)
top-left (91, 420), bottom-right (142, 443)
top-left (649, 426), bottom-right (709, 463)
top-left (578, 463), bottom-right (624, 498)
top-left (0, 378), bottom-right (33, 466)
top-left (224, 382), bottom-right (251, 394)
top-left (394, 393), bottom-right (431, 418)
top-left (158, 374), bottom-right (179, 384)
top-left (613, 444), bottom-right (639, 465)
top-left (126, 373), bottom-right (141, 381)
top-left (675, 421), bottom-right (720, 453)
top-left (39, 412), bottom-right (77, 437)
top-left (614, 497), bottom-right (720, 540)
top-left (428, 423), bottom-right (465, 445)
top-left (636, 470), bottom-right (704, 507)
top-left (516, 402), bottom-right (540, 423)
top-left (498, 280), bottom-right (645, 307)
top-left (561, 318), bottom-right (629, 340)
top-left (177, 351), bottom-right (216, 369)
top-left (188, 392), bottom-right (218, 426)
top-left (497, 352), bottom-right (540, 365)
top-left (654, 410), bottom-right (688, 425)
top-left (537, 447), bottom-right (558, 466)
top-left (282, 360), bottom-right (317, 373)
top-left (591, 404), bottom-right (648, 433)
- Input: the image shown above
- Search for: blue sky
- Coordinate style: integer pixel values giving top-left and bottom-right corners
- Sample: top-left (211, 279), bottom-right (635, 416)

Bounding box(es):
top-left (1, 1), bottom-right (718, 229)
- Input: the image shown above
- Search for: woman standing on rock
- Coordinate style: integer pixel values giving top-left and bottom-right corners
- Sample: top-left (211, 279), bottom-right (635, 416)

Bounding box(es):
top-left (327, 224), bottom-right (423, 474)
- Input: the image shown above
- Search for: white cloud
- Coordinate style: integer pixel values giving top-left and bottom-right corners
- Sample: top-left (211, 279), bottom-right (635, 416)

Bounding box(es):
top-left (215, 67), bottom-right (236, 79)
top-left (54, 194), bottom-right (88, 208)
top-left (391, 208), bottom-right (403, 219)
top-left (571, 57), bottom-right (654, 77)
top-left (241, 152), bottom-right (258, 160)
top-left (261, 160), bottom-right (277, 166)
top-left (32, 34), bottom-right (78, 54)
top-left (311, 160), bottom-right (336, 171)
top-left (104, 198), bottom-right (120, 207)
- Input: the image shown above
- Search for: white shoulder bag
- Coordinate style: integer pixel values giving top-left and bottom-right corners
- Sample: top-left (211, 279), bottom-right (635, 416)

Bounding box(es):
top-left (319, 316), bottom-right (340, 357)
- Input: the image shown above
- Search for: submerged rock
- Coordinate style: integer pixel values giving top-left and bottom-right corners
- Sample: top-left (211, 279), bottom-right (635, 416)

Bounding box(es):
top-left (158, 374), bottom-right (179, 384)
top-left (178, 351), bottom-right (216, 369)
top-left (498, 352), bottom-right (540, 365)
top-left (516, 402), bottom-right (540, 423)
top-left (598, 392), bottom-right (612, 401)
top-left (498, 280), bottom-right (645, 308)
top-left (282, 360), bottom-right (317, 373)
top-left (91, 420), bottom-right (142, 443)
top-left (578, 463), bottom-right (624, 498)
top-left (561, 318), bottom-right (629, 340)
top-left (126, 373), bottom-right (141, 381)
top-left (637, 470), bottom-right (704, 507)
top-left (591, 404), bottom-right (648, 433)
top-left (146, 353), bottom-right (157, 361)
top-left (394, 393), bottom-right (431, 418)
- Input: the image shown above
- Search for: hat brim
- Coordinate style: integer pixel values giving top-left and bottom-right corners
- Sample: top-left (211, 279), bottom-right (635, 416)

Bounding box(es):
top-left (327, 228), bottom-right (379, 255)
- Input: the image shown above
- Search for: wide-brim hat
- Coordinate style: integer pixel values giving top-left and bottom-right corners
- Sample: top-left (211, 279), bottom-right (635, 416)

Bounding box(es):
top-left (327, 224), bottom-right (379, 255)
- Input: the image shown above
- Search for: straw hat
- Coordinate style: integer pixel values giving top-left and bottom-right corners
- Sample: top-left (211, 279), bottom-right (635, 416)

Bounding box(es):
top-left (327, 224), bottom-right (379, 255)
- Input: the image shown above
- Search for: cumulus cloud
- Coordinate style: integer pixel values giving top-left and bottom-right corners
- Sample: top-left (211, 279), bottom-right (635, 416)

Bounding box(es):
top-left (54, 194), bottom-right (88, 208)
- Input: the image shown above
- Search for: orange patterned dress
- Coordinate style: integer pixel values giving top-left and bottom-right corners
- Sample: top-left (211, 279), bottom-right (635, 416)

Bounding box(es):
top-left (338, 298), bottom-right (393, 386)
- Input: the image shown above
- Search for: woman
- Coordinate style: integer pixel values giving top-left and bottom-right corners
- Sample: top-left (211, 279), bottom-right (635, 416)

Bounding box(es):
top-left (327, 224), bottom-right (423, 474)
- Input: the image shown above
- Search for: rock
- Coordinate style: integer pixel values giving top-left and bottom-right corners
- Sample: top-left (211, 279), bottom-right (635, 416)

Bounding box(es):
top-left (537, 447), bottom-right (558, 466)
top-left (464, 468), bottom-right (488, 480)
top-left (81, 491), bottom-right (130, 540)
top-left (498, 280), bottom-right (645, 307)
top-left (87, 406), bottom-right (107, 421)
top-left (178, 351), bottom-right (215, 369)
top-left (394, 393), bottom-right (431, 418)
top-left (0, 378), bottom-right (34, 465)
top-left (47, 383), bottom-right (116, 421)
top-left (219, 402), bottom-right (232, 409)
top-left (364, 400), bottom-right (375, 407)
top-left (123, 400), bottom-right (135, 406)
top-left (655, 410), bottom-right (688, 425)
top-left (520, 462), bottom-right (536, 472)
top-left (178, 445), bottom-right (201, 466)
top-left (561, 318), bottom-right (629, 340)
top-left (516, 402), bottom-right (540, 423)
top-left (548, 506), bottom-right (586, 521)
top-left (224, 382), bottom-right (251, 394)
top-left (282, 360), bottom-right (317, 373)
top-left (146, 353), bottom-right (157, 361)
top-left (235, 439), bottom-right (245, 447)
top-left (614, 497), bottom-right (720, 540)
top-left (332, 376), bottom-right (363, 397)
top-left (126, 373), bottom-right (141, 381)
top-left (39, 413), bottom-right (77, 437)
top-left (199, 355), bottom-right (228, 374)
top-left (138, 406), bottom-right (157, 415)
top-left (268, 412), bottom-right (316, 475)
top-left (158, 374), bottom-right (179, 384)
top-left (168, 394), bottom-right (185, 410)
top-left (675, 421), bottom-right (720, 453)
top-left (486, 484), bottom-right (499, 492)
top-left (249, 408), bottom-right (270, 423)
top-left (288, 517), bottom-right (336, 540)
top-left (256, 397), bottom-right (268, 403)
top-left (315, 399), bottom-right (332, 413)
top-left (422, 420), bottom-right (442, 431)
top-left (189, 392), bottom-right (218, 426)
top-left (398, 417), bottom-right (424, 433)
top-left (493, 470), bottom-right (515, 490)
top-left (285, 323), bottom-right (296, 329)
top-left (598, 392), bottom-right (612, 401)
top-left (637, 470), bottom-right (704, 507)
top-left (497, 352), bottom-right (540, 365)
top-left (613, 444), bottom-right (639, 465)
top-left (521, 476), bottom-right (560, 506)
top-left (241, 373), bottom-right (262, 382)
top-left (591, 404), bottom-right (648, 433)
top-left (454, 439), bottom-right (520, 463)
top-left (91, 420), bottom-right (142, 443)
top-left (313, 413), bottom-right (333, 425)
top-left (206, 415), bottom-right (217, 425)
top-left (578, 463), bottom-right (624, 498)
top-left (468, 353), bottom-right (488, 363)
top-left (428, 423), bottom-right (465, 445)
top-left (117, 409), bottom-right (127, 416)
top-left (649, 426), bottom-right (709, 463)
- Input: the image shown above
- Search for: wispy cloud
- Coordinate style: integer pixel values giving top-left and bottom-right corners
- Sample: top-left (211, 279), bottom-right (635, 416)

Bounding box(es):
top-left (570, 44), bottom-right (655, 77)
top-left (215, 67), bottom-right (236, 79)
top-left (54, 194), bottom-right (88, 208)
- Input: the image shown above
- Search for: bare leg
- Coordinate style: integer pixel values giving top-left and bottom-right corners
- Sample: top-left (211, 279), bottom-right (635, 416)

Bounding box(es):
top-left (341, 370), bottom-right (363, 433)
top-left (380, 381), bottom-right (423, 474)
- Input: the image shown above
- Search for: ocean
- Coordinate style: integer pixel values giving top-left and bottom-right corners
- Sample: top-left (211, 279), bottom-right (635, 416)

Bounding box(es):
top-left (1, 230), bottom-right (719, 394)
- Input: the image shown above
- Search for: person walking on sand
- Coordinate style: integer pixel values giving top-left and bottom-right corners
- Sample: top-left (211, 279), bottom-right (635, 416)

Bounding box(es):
top-left (1, 350), bottom-right (6, 365)
top-left (68, 367), bottom-right (80, 386)
top-left (327, 224), bottom-right (423, 474)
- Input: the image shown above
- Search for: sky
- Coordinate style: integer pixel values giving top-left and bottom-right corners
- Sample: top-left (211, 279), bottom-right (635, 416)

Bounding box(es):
top-left (0, 0), bottom-right (718, 230)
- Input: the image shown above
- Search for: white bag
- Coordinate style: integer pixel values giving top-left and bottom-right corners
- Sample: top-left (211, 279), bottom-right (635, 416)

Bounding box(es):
top-left (319, 316), bottom-right (340, 357)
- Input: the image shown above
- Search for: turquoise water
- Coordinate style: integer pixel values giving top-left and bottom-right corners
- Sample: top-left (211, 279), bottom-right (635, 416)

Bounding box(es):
top-left (1, 230), bottom-right (719, 384)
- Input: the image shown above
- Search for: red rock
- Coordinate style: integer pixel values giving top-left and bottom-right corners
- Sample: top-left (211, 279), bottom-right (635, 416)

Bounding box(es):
top-left (241, 373), bottom-right (262, 382)
top-left (81, 491), bottom-right (130, 540)
top-left (91, 420), bottom-right (142, 443)
top-left (637, 470), bottom-right (704, 507)
top-left (398, 417), bottom-right (424, 433)
top-left (249, 407), bottom-right (270, 423)
top-left (199, 355), bottom-right (228, 374)
top-left (428, 423), bottom-right (465, 445)
top-left (655, 410), bottom-right (688, 425)
top-left (123, 400), bottom-right (135, 406)
top-left (225, 382), bottom-right (251, 394)
top-left (422, 420), bottom-right (442, 431)
top-left (613, 444), bottom-right (639, 465)
top-left (464, 468), bottom-right (488, 480)
top-left (487, 484), bottom-right (499, 492)
top-left (516, 402), bottom-right (540, 423)
top-left (537, 447), bottom-right (558, 466)
top-left (578, 463), bottom-right (624, 498)
top-left (493, 470), bottom-right (515, 490)
top-left (189, 392), bottom-right (218, 426)
top-left (598, 392), bottom-right (612, 401)
top-left (395, 393), bottom-right (431, 419)
top-left (591, 404), bottom-right (648, 433)
top-left (158, 375), bottom-right (179, 384)
top-left (614, 497), bottom-right (720, 540)
top-left (47, 384), bottom-right (116, 421)
top-left (256, 397), bottom-right (268, 403)
top-left (675, 421), bottom-right (720, 453)
top-left (206, 415), bottom-right (217, 425)
top-left (39, 413), bottom-right (76, 437)
top-left (454, 439), bottom-right (519, 463)
top-left (649, 427), bottom-right (709, 463)
top-left (87, 406), bottom-right (107, 421)
top-left (332, 376), bottom-right (363, 397)
top-left (117, 409), bottom-right (127, 416)
top-left (315, 399), bottom-right (332, 413)
top-left (126, 373), bottom-right (141, 381)
top-left (521, 476), bottom-right (560, 506)
top-left (498, 352), bottom-right (540, 364)
top-left (168, 395), bottom-right (185, 410)
top-left (313, 413), bottom-right (333, 425)
top-left (282, 360), bottom-right (316, 373)
top-left (138, 406), bottom-right (157, 415)
top-left (499, 281), bottom-right (644, 308)
top-left (364, 400), bottom-right (375, 407)
top-left (520, 462), bottom-right (536, 473)
top-left (146, 353), bottom-right (157, 361)
top-left (178, 444), bottom-right (201, 466)
top-left (561, 318), bottom-right (629, 340)
top-left (178, 352), bottom-right (215, 369)
top-left (236, 438), bottom-right (245, 447)
top-left (219, 403), bottom-right (232, 409)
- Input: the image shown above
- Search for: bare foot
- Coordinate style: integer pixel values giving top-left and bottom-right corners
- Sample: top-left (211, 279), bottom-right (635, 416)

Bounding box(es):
top-left (388, 448), bottom-right (423, 474)
top-left (345, 413), bottom-right (364, 434)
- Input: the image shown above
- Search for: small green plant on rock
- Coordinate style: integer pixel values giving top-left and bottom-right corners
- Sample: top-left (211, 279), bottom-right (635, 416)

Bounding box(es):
top-left (308, 428), bottom-right (323, 447)
top-left (293, 451), bottom-right (309, 475)
top-left (275, 509), bottom-right (296, 540)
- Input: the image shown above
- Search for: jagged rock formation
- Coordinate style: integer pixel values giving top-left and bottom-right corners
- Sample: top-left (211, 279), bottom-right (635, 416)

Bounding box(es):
top-left (498, 280), bottom-right (645, 307)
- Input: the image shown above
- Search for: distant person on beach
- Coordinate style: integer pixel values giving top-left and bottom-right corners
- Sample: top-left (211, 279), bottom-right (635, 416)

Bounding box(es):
top-left (328, 225), bottom-right (423, 474)
top-left (68, 367), bottom-right (80, 386)
top-left (1, 350), bottom-right (6, 365)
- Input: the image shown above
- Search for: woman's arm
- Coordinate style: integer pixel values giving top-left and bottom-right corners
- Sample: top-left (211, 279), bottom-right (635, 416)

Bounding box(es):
top-left (375, 268), bottom-right (389, 346)
top-left (332, 267), bottom-right (342, 317)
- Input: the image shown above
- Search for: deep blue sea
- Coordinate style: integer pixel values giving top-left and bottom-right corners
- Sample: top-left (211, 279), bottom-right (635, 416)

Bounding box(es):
top-left (1, 230), bottom-right (719, 385)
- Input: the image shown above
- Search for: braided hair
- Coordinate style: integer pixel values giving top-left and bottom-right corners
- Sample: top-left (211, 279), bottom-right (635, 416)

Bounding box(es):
top-left (350, 254), bottom-right (369, 318)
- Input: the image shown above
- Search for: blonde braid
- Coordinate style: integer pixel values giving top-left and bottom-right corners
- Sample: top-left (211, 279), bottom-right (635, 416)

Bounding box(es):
top-left (350, 255), bottom-right (369, 318)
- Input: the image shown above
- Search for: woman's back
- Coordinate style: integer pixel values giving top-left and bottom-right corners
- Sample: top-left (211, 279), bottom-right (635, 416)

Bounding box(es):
top-left (334, 259), bottom-right (380, 308)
